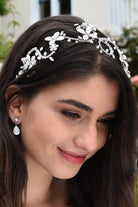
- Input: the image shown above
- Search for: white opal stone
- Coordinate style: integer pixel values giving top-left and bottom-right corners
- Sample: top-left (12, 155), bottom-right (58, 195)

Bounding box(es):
top-left (13, 126), bottom-right (20, 136)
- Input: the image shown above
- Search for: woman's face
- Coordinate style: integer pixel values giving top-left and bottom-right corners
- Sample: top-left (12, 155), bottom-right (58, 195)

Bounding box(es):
top-left (20, 74), bottom-right (120, 179)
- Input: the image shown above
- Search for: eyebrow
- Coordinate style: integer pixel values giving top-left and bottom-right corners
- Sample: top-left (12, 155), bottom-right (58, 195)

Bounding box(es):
top-left (57, 99), bottom-right (93, 112)
top-left (104, 110), bottom-right (118, 116)
top-left (57, 99), bottom-right (118, 116)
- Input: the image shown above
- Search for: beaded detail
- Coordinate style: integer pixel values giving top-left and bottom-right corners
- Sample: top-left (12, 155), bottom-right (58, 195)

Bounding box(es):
top-left (16, 22), bottom-right (130, 79)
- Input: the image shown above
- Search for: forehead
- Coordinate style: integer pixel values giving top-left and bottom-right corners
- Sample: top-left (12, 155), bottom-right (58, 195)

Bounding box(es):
top-left (30, 74), bottom-right (120, 115)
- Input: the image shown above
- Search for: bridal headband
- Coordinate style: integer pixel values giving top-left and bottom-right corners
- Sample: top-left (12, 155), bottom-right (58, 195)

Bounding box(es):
top-left (15, 22), bottom-right (130, 79)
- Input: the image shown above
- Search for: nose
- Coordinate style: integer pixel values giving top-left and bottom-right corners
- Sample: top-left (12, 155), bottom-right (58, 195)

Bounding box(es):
top-left (73, 124), bottom-right (98, 152)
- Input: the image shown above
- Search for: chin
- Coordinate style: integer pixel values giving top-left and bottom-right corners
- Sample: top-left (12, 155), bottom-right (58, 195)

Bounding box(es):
top-left (53, 167), bottom-right (81, 179)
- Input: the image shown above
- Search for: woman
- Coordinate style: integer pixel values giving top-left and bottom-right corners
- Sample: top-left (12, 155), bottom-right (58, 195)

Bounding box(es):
top-left (0, 15), bottom-right (137, 207)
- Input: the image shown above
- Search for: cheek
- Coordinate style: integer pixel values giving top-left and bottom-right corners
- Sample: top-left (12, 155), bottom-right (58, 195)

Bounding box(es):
top-left (97, 124), bottom-right (109, 147)
top-left (21, 108), bottom-right (72, 150)
top-left (98, 135), bottom-right (108, 149)
top-left (87, 137), bottom-right (108, 160)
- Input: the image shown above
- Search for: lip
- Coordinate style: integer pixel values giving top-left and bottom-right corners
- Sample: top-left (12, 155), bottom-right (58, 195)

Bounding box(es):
top-left (58, 147), bottom-right (87, 164)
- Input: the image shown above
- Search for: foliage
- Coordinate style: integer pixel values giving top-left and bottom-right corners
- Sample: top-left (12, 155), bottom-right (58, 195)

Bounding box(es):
top-left (7, 3), bottom-right (20, 31)
top-left (117, 24), bottom-right (138, 77)
top-left (0, 0), bottom-right (10, 16)
top-left (0, 0), bottom-right (19, 62)
top-left (0, 33), bottom-right (13, 62)
top-left (116, 24), bottom-right (138, 102)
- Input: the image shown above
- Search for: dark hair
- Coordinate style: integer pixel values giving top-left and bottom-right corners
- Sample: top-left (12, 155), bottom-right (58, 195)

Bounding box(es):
top-left (0, 15), bottom-right (137, 207)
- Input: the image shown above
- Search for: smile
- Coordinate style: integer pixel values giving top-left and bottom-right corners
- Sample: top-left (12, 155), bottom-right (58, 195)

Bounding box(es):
top-left (58, 148), bottom-right (87, 164)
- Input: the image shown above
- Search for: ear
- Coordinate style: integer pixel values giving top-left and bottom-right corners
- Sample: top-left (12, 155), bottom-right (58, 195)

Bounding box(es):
top-left (6, 85), bottom-right (24, 124)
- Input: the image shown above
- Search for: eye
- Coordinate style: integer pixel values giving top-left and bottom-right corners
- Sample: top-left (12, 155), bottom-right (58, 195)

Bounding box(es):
top-left (61, 110), bottom-right (81, 120)
top-left (97, 118), bottom-right (113, 126)
top-left (97, 118), bottom-right (114, 134)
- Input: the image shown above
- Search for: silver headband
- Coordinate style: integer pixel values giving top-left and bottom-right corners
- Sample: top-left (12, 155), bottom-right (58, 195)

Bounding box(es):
top-left (16, 22), bottom-right (130, 79)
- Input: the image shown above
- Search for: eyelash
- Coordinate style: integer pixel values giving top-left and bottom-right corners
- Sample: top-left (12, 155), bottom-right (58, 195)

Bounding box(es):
top-left (61, 110), bottom-right (115, 126)
top-left (61, 111), bottom-right (81, 120)
top-left (97, 118), bottom-right (113, 126)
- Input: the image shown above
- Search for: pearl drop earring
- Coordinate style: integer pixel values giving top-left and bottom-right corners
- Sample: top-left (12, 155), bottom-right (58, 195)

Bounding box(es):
top-left (13, 118), bottom-right (20, 135)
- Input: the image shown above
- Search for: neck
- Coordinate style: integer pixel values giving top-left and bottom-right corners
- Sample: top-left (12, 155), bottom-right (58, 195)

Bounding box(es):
top-left (24, 154), bottom-right (53, 206)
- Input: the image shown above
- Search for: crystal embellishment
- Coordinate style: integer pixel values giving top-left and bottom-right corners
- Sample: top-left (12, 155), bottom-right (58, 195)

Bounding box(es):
top-left (13, 118), bottom-right (20, 135)
top-left (16, 22), bottom-right (131, 79)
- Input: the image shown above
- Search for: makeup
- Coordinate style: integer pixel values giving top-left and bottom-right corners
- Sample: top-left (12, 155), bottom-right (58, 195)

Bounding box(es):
top-left (58, 148), bottom-right (87, 164)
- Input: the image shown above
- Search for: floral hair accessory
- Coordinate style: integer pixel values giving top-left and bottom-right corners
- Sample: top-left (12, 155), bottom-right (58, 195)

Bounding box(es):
top-left (16, 22), bottom-right (130, 79)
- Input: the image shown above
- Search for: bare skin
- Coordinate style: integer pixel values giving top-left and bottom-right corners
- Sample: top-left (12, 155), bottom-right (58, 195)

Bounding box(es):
top-left (8, 74), bottom-right (120, 207)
